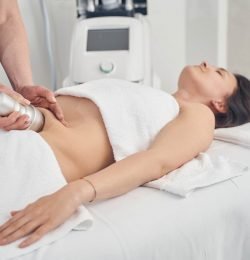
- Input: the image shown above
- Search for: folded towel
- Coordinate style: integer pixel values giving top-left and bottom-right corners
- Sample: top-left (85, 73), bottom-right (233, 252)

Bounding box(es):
top-left (144, 153), bottom-right (248, 197)
top-left (214, 123), bottom-right (250, 148)
top-left (0, 130), bottom-right (93, 260)
top-left (56, 78), bottom-right (180, 161)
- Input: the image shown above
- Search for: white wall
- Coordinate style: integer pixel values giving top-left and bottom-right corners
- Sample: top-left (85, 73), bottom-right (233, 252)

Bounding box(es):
top-left (0, 0), bottom-right (53, 88)
top-left (148, 0), bottom-right (186, 92)
top-left (186, 0), bottom-right (228, 68)
top-left (227, 0), bottom-right (250, 77)
top-left (0, 0), bottom-right (77, 89)
top-left (2, 1), bottom-right (249, 99)
top-left (0, 0), bottom-right (186, 93)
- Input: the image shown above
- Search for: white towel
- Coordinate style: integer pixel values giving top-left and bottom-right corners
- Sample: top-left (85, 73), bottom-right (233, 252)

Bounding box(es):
top-left (56, 79), bottom-right (248, 198)
top-left (214, 122), bottom-right (250, 148)
top-left (144, 153), bottom-right (248, 197)
top-left (56, 78), bottom-right (180, 161)
top-left (0, 130), bottom-right (93, 260)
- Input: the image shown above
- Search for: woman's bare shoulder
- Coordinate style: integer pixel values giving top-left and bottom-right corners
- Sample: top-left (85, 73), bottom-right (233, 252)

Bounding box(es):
top-left (179, 102), bottom-right (215, 121)
top-left (172, 101), bottom-right (216, 132)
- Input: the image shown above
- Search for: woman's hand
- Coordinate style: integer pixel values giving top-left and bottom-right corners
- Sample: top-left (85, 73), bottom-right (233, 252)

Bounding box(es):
top-left (0, 182), bottom-right (83, 248)
top-left (17, 85), bottom-right (66, 125)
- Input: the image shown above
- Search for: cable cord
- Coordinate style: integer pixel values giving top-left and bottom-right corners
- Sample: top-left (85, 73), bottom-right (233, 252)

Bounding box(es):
top-left (40, 0), bottom-right (58, 91)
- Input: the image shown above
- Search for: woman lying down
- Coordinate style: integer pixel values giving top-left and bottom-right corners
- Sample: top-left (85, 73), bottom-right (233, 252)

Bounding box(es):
top-left (0, 62), bottom-right (250, 248)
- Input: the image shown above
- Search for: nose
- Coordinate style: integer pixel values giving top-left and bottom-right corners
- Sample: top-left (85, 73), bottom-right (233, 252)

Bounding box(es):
top-left (201, 61), bottom-right (208, 68)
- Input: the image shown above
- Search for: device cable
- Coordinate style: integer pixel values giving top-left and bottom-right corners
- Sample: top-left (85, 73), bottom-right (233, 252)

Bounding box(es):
top-left (40, 0), bottom-right (58, 91)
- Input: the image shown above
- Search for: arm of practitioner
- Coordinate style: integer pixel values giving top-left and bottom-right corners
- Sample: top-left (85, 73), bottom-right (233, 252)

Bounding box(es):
top-left (0, 103), bottom-right (215, 248)
top-left (0, 0), bottom-right (65, 128)
top-left (0, 0), bottom-right (33, 90)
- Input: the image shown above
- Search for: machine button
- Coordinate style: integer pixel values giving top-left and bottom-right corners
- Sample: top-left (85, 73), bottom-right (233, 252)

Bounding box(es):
top-left (99, 61), bottom-right (114, 74)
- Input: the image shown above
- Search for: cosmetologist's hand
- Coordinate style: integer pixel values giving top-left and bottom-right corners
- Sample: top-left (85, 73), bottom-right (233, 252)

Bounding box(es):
top-left (0, 182), bottom-right (83, 248)
top-left (0, 84), bottom-right (31, 130)
top-left (17, 85), bottom-right (66, 125)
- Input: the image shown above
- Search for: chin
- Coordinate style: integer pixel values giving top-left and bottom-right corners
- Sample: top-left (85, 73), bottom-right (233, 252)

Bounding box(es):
top-left (178, 65), bottom-right (198, 88)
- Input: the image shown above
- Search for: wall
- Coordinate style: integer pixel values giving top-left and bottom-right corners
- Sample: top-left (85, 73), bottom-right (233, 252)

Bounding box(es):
top-left (0, 0), bottom-right (186, 93)
top-left (0, 0), bottom-right (77, 89)
top-left (227, 0), bottom-right (250, 77)
top-left (185, 0), bottom-right (250, 78)
top-left (148, 0), bottom-right (186, 92)
top-left (0, 0), bottom-right (52, 88)
top-left (186, 0), bottom-right (228, 68)
top-left (1, 1), bottom-right (249, 99)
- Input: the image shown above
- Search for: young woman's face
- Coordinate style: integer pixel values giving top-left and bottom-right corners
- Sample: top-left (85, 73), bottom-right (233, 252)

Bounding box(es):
top-left (178, 62), bottom-right (237, 102)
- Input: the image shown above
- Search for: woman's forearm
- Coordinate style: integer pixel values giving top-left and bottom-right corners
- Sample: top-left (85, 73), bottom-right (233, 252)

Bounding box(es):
top-left (74, 150), bottom-right (165, 204)
top-left (0, 6), bottom-right (33, 89)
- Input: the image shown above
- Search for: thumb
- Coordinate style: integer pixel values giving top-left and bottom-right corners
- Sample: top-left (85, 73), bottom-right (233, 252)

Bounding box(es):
top-left (35, 87), bottom-right (56, 103)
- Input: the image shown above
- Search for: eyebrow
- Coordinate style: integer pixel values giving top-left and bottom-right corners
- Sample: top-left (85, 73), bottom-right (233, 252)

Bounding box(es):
top-left (218, 67), bottom-right (228, 77)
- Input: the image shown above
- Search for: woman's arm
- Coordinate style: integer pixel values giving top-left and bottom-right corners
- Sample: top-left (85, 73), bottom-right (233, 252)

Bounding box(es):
top-left (0, 103), bottom-right (215, 248)
top-left (76, 103), bottom-right (215, 203)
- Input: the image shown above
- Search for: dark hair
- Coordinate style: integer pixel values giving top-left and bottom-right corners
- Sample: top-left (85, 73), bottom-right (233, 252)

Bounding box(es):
top-left (215, 74), bottom-right (250, 128)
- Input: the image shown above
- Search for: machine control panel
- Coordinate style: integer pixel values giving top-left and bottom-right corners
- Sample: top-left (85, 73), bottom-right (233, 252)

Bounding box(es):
top-left (69, 16), bottom-right (144, 83)
top-left (99, 61), bottom-right (115, 74)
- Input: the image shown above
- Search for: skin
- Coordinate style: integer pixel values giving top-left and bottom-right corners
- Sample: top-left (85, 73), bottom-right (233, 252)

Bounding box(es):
top-left (0, 0), bottom-right (65, 130)
top-left (0, 62), bottom-right (237, 248)
top-left (174, 61), bottom-right (237, 112)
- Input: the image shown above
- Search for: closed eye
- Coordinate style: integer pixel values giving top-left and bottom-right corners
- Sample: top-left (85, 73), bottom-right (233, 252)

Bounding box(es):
top-left (216, 70), bottom-right (223, 77)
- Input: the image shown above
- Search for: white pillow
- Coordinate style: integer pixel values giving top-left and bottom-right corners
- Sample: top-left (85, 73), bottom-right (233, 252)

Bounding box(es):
top-left (214, 122), bottom-right (250, 148)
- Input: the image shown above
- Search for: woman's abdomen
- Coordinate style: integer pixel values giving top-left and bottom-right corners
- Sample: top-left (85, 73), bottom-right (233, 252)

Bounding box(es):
top-left (39, 96), bottom-right (114, 182)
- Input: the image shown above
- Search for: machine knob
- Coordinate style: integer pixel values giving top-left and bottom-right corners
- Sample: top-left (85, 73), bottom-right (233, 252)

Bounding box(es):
top-left (99, 61), bottom-right (114, 74)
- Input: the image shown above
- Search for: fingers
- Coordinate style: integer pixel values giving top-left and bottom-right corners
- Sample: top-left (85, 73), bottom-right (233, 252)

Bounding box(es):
top-left (0, 186), bottom-right (79, 248)
top-left (35, 99), bottom-right (66, 125)
top-left (11, 93), bottom-right (31, 106)
top-left (0, 218), bottom-right (46, 247)
top-left (19, 85), bottom-right (66, 125)
top-left (33, 94), bottom-right (66, 124)
top-left (0, 211), bottom-right (26, 233)
top-left (3, 88), bottom-right (30, 106)
top-left (0, 205), bottom-right (36, 233)
top-left (18, 85), bottom-right (56, 107)
top-left (19, 224), bottom-right (52, 248)
top-left (48, 103), bottom-right (66, 124)
top-left (0, 215), bottom-right (32, 240)
top-left (0, 112), bottom-right (19, 129)
top-left (30, 86), bottom-right (56, 104)
top-left (0, 206), bottom-right (51, 247)
top-left (0, 112), bottom-right (30, 131)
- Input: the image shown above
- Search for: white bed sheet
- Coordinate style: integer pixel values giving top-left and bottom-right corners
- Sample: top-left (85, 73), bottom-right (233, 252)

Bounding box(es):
top-left (9, 140), bottom-right (250, 260)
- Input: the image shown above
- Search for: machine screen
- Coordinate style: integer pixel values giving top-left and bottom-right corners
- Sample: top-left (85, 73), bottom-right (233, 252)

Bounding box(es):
top-left (87, 28), bottom-right (129, 51)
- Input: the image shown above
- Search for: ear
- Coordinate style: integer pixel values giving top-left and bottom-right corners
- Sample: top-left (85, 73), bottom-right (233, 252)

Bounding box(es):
top-left (211, 100), bottom-right (227, 113)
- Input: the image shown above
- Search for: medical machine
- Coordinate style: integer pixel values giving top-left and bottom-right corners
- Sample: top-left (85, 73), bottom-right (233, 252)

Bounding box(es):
top-left (64, 0), bottom-right (161, 88)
